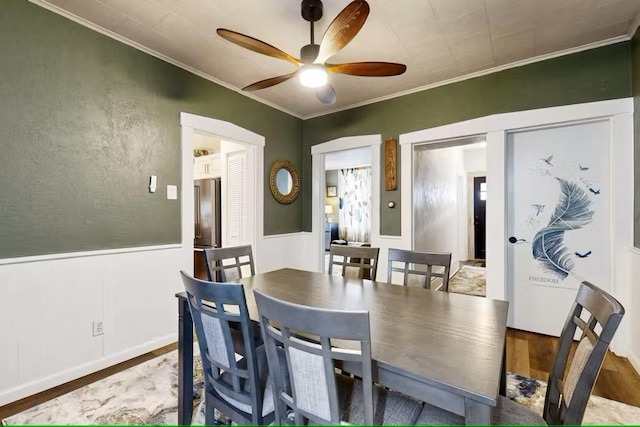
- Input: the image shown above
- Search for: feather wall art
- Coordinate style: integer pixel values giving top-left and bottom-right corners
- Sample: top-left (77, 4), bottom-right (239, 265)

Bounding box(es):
top-left (531, 178), bottom-right (594, 279)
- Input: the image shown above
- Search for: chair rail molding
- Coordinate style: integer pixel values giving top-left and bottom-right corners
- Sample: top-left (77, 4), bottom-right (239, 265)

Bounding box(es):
top-left (399, 98), bottom-right (634, 356)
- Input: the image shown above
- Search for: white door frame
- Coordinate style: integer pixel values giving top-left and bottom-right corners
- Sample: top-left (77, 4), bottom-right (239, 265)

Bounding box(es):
top-left (311, 135), bottom-right (382, 273)
top-left (180, 113), bottom-right (265, 270)
top-left (399, 98), bottom-right (634, 355)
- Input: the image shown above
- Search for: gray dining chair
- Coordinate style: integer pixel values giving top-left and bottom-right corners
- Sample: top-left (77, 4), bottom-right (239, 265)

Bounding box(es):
top-left (416, 280), bottom-right (625, 425)
top-left (253, 289), bottom-right (424, 425)
top-left (387, 248), bottom-right (452, 291)
top-left (181, 271), bottom-right (282, 425)
top-left (328, 244), bottom-right (380, 281)
top-left (203, 244), bottom-right (255, 282)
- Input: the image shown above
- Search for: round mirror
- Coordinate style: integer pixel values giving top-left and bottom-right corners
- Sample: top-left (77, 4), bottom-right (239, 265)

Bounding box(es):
top-left (269, 160), bottom-right (300, 204)
top-left (275, 168), bottom-right (293, 195)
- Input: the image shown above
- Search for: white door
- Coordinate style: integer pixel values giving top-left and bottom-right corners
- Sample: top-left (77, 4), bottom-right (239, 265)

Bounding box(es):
top-left (225, 150), bottom-right (250, 247)
top-left (506, 120), bottom-right (611, 336)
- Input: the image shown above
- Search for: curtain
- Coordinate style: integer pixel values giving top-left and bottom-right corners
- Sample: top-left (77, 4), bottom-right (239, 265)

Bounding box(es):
top-left (338, 167), bottom-right (371, 242)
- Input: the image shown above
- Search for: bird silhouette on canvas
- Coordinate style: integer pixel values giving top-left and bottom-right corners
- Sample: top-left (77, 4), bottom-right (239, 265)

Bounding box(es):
top-left (579, 164), bottom-right (589, 171)
top-left (575, 250), bottom-right (592, 258)
top-left (588, 187), bottom-right (600, 195)
top-left (541, 155), bottom-right (553, 166)
top-left (531, 204), bottom-right (545, 216)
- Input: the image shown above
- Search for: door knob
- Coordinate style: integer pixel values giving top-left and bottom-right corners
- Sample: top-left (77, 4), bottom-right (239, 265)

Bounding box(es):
top-left (508, 236), bottom-right (526, 244)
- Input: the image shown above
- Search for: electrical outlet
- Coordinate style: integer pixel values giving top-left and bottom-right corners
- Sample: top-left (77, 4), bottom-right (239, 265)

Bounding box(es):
top-left (92, 321), bottom-right (104, 337)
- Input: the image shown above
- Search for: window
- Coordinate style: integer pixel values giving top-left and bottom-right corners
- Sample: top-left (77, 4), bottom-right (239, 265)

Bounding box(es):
top-left (479, 182), bottom-right (487, 201)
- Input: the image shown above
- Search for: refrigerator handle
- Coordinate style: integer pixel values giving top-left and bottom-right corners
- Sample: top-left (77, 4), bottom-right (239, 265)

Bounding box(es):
top-left (194, 185), bottom-right (201, 239)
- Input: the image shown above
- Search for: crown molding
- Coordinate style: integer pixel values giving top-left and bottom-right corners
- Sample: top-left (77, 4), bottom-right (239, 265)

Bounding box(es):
top-left (627, 9), bottom-right (640, 39)
top-left (302, 35), bottom-right (630, 120)
top-left (29, 0), bottom-right (633, 122)
top-left (29, 0), bottom-right (303, 119)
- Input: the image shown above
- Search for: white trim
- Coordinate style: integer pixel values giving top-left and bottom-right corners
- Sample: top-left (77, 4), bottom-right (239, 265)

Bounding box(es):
top-left (0, 244), bottom-right (181, 266)
top-left (312, 135), bottom-right (382, 273)
top-left (30, 0), bottom-right (301, 119)
top-left (627, 10), bottom-right (640, 38)
top-left (31, 0), bottom-right (629, 122)
top-left (398, 98), bottom-right (634, 353)
top-left (303, 38), bottom-right (629, 120)
top-left (629, 246), bottom-right (640, 256)
top-left (629, 351), bottom-right (640, 375)
top-left (400, 99), bottom-right (634, 145)
top-left (0, 333), bottom-right (175, 406)
top-left (378, 234), bottom-right (403, 240)
top-left (180, 113), bottom-right (265, 270)
top-left (262, 231), bottom-right (309, 240)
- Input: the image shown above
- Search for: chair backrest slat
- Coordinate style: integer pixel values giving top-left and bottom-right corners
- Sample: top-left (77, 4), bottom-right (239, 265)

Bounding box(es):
top-left (387, 248), bottom-right (452, 291)
top-left (543, 281), bottom-right (624, 425)
top-left (254, 289), bottom-right (373, 425)
top-left (203, 245), bottom-right (255, 282)
top-left (180, 271), bottom-right (264, 423)
top-left (328, 245), bottom-right (380, 281)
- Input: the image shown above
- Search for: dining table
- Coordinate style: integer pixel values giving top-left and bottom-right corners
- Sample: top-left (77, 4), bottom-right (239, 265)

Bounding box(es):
top-left (175, 268), bottom-right (509, 425)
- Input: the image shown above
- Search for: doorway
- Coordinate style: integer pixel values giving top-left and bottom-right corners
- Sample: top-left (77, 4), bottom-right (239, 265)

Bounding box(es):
top-left (472, 176), bottom-right (486, 260)
top-left (412, 137), bottom-right (486, 274)
top-left (180, 113), bottom-right (264, 274)
top-left (311, 135), bottom-right (381, 274)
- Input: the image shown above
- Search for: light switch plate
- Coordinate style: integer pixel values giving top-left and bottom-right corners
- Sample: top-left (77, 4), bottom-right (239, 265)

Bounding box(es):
top-left (167, 185), bottom-right (178, 200)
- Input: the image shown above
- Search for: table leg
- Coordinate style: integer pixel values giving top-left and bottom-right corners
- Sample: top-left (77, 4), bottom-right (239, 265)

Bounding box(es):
top-left (178, 297), bottom-right (194, 426)
top-left (464, 398), bottom-right (491, 425)
top-left (500, 336), bottom-right (507, 397)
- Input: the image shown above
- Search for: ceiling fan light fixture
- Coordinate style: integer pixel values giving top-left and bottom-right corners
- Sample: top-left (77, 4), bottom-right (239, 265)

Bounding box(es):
top-left (299, 64), bottom-right (327, 88)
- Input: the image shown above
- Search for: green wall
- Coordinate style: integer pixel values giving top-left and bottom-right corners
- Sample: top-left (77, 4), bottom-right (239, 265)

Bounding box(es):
top-left (302, 42), bottom-right (632, 235)
top-left (0, 0), bottom-right (302, 259)
top-left (633, 30), bottom-right (640, 248)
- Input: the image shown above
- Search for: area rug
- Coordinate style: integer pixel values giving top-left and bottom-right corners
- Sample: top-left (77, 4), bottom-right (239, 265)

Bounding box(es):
top-left (449, 264), bottom-right (486, 297)
top-left (4, 346), bottom-right (640, 425)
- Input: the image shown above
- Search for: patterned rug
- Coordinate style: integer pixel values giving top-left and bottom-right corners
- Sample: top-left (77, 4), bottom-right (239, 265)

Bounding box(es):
top-left (449, 265), bottom-right (486, 297)
top-left (4, 346), bottom-right (640, 425)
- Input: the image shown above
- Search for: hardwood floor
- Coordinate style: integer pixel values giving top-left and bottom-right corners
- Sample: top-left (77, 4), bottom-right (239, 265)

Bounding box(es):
top-left (1, 329), bottom-right (638, 421)
top-left (506, 328), bottom-right (640, 407)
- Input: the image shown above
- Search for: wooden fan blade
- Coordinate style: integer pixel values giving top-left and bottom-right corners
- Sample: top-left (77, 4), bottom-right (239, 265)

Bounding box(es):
top-left (242, 72), bottom-right (298, 91)
top-left (217, 28), bottom-right (301, 66)
top-left (326, 62), bottom-right (406, 76)
top-left (315, 1), bottom-right (370, 65)
top-left (316, 84), bottom-right (336, 104)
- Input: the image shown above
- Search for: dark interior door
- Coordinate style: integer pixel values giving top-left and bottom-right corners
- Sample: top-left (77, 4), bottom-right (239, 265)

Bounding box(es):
top-left (473, 176), bottom-right (487, 260)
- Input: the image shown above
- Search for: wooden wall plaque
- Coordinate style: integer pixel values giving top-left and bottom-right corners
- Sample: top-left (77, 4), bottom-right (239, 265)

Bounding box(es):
top-left (384, 138), bottom-right (398, 191)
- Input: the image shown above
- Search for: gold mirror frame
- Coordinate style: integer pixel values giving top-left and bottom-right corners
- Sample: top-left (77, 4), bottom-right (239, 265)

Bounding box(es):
top-left (269, 160), bottom-right (300, 204)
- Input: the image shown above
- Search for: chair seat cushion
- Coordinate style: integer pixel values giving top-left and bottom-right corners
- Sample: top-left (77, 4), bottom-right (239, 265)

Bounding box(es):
top-left (337, 375), bottom-right (424, 425)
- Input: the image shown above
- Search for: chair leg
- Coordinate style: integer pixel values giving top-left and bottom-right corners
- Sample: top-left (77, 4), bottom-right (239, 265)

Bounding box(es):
top-left (205, 400), bottom-right (216, 425)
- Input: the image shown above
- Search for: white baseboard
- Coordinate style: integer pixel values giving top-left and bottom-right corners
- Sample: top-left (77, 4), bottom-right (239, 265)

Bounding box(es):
top-left (629, 351), bottom-right (640, 375)
top-left (0, 333), bottom-right (176, 406)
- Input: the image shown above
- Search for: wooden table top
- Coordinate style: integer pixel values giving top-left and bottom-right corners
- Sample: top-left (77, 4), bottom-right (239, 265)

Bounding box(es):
top-left (228, 268), bottom-right (509, 406)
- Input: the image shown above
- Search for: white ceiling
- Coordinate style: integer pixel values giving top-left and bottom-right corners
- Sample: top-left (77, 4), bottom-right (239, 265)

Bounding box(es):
top-left (38, 0), bottom-right (640, 118)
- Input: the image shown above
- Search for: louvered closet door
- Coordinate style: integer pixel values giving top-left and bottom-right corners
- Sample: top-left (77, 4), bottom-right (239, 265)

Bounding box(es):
top-left (226, 150), bottom-right (250, 247)
top-left (506, 120), bottom-right (611, 336)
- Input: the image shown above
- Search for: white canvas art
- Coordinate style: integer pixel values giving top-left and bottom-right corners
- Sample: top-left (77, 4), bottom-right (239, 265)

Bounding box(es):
top-left (508, 120), bottom-right (610, 291)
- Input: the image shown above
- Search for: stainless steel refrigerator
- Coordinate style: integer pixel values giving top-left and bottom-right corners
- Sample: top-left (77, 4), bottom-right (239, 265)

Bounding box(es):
top-left (194, 178), bottom-right (221, 248)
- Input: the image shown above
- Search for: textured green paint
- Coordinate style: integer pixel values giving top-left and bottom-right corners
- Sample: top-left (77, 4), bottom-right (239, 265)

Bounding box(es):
top-left (302, 42), bottom-right (632, 235)
top-left (0, 1), bottom-right (302, 259)
top-left (633, 30), bottom-right (640, 248)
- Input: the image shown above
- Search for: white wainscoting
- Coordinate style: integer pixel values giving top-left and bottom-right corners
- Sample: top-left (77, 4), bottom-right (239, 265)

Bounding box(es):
top-left (629, 248), bottom-right (640, 374)
top-left (0, 231), bottom-right (318, 406)
top-left (259, 232), bottom-right (318, 274)
top-left (0, 245), bottom-right (190, 406)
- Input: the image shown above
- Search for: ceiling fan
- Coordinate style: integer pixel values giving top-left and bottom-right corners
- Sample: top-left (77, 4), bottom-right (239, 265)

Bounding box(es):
top-left (217, 0), bottom-right (406, 104)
